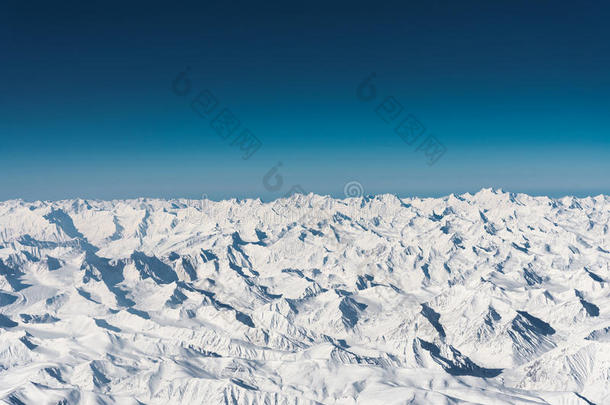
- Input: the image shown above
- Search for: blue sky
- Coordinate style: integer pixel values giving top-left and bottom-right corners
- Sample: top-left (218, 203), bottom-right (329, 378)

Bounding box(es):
top-left (1, 0), bottom-right (608, 201)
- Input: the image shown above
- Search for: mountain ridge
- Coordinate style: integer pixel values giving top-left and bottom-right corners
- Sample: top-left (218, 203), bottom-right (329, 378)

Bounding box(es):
top-left (0, 190), bottom-right (608, 404)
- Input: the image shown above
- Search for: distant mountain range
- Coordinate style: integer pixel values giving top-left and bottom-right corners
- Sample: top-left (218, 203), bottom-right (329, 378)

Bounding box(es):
top-left (0, 190), bottom-right (608, 404)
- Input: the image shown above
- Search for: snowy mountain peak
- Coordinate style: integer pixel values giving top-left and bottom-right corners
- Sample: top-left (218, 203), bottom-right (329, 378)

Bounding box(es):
top-left (0, 191), bottom-right (608, 404)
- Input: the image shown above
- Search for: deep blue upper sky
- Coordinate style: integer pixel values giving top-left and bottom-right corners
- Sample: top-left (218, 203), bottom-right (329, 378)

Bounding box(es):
top-left (1, 0), bottom-right (609, 201)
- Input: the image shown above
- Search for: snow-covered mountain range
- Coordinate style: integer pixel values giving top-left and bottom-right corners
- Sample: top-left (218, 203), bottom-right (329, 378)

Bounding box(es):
top-left (0, 189), bottom-right (608, 404)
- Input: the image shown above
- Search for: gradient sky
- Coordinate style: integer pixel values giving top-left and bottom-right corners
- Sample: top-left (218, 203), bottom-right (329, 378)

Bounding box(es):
top-left (1, 0), bottom-right (609, 201)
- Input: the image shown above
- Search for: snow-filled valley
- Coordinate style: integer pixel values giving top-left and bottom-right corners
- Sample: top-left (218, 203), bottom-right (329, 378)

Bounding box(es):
top-left (0, 189), bottom-right (608, 404)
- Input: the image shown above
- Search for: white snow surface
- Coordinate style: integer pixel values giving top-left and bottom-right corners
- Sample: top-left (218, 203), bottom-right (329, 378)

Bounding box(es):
top-left (0, 189), bottom-right (608, 404)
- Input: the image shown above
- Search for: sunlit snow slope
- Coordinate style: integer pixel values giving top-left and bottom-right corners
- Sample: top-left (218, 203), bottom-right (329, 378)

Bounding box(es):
top-left (0, 190), bottom-right (608, 404)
